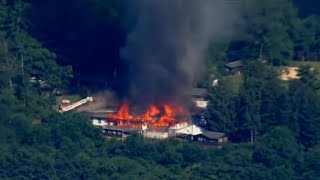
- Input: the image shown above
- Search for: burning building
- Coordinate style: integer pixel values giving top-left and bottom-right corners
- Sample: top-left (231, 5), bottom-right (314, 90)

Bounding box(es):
top-left (82, 101), bottom-right (227, 145)
top-left (107, 102), bottom-right (188, 129)
top-left (83, 0), bottom-right (240, 145)
top-left (102, 102), bottom-right (187, 139)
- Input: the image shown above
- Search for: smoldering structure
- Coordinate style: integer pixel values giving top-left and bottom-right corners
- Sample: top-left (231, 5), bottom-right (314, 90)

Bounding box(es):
top-left (77, 1), bottom-right (243, 141)
top-left (121, 0), bottom-right (240, 110)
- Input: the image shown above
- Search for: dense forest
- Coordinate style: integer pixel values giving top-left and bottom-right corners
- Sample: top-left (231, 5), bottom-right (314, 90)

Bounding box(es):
top-left (0, 0), bottom-right (320, 179)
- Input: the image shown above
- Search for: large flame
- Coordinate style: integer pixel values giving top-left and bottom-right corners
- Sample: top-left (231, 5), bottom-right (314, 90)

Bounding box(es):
top-left (108, 102), bottom-right (187, 128)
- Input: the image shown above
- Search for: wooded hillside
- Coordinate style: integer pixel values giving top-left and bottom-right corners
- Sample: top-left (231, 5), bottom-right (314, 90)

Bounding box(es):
top-left (0, 0), bottom-right (320, 179)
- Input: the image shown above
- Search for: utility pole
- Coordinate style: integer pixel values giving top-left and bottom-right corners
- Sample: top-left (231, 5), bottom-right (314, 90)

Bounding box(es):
top-left (191, 124), bottom-right (194, 140)
top-left (20, 51), bottom-right (24, 83)
top-left (113, 67), bottom-right (117, 78)
top-left (250, 127), bottom-right (257, 143)
top-left (9, 79), bottom-right (13, 91)
top-left (259, 43), bottom-right (264, 62)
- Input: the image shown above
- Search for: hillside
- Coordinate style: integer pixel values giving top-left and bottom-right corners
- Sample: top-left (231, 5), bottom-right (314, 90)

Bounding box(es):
top-left (0, 0), bottom-right (320, 179)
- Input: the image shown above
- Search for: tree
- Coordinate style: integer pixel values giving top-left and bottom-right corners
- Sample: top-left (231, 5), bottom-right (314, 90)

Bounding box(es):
top-left (252, 127), bottom-right (302, 177)
top-left (229, 0), bottom-right (298, 65)
top-left (0, 1), bottom-right (73, 91)
top-left (259, 79), bottom-right (287, 132)
top-left (205, 79), bottom-right (238, 134)
top-left (293, 0), bottom-right (320, 16)
top-left (30, 0), bottom-right (124, 89)
top-left (288, 67), bottom-right (320, 147)
top-left (0, 0), bottom-right (7, 33)
top-left (0, 40), bottom-right (19, 90)
top-left (293, 16), bottom-right (320, 60)
top-left (301, 144), bottom-right (320, 178)
top-left (235, 62), bottom-right (274, 142)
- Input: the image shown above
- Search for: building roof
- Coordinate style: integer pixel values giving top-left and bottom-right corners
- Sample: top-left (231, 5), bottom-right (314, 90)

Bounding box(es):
top-left (226, 60), bottom-right (243, 69)
top-left (87, 109), bottom-right (118, 113)
top-left (169, 122), bottom-right (189, 130)
top-left (83, 112), bottom-right (108, 119)
top-left (103, 126), bottom-right (125, 131)
top-left (201, 131), bottom-right (226, 139)
top-left (31, 69), bottom-right (42, 75)
top-left (190, 88), bottom-right (208, 97)
top-left (103, 126), bottom-right (142, 133)
top-left (175, 125), bottom-right (203, 136)
top-left (82, 109), bottom-right (117, 119)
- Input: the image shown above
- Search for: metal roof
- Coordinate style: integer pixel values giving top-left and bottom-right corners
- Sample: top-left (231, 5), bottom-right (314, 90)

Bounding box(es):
top-left (175, 125), bottom-right (226, 139)
top-left (175, 125), bottom-right (203, 136)
top-left (82, 110), bottom-right (117, 119)
top-left (201, 131), bottom-right (226, 139)
top-left (190, 88), bottom-right (208, 96)
top-left (226, 60), bottom-right (243, 69)
top-left (103, 126), bottom-right (142, 133)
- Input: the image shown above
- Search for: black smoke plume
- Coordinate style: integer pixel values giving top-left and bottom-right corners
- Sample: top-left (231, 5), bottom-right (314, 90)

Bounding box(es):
top-left (122, 0), bottom-right (241, 109)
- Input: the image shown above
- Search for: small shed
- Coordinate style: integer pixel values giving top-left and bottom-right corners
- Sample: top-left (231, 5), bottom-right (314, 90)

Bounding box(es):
top-left (226, 60), bottom-right (244, 75)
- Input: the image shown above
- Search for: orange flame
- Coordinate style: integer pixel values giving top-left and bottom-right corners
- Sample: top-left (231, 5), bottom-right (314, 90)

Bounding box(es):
top-left (108, 102), bottom-right (187, 128)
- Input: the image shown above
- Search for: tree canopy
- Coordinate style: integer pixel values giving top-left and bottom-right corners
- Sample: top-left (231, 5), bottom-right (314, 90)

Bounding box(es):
top-left (0, 0), bottom-right (320, 179)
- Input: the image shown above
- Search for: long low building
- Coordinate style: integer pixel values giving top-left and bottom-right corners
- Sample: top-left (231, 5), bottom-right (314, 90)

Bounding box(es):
top-left (84, 111), bottom-right (228, 146)
top-left (193, 131), bottom-right (228, 146)
top-left (174, 124), bottom-right (228, 146)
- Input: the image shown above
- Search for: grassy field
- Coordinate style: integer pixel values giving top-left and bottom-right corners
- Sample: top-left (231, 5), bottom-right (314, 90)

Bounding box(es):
top-left (274, 61), bottom-right (320, 80)
top-left (222, 74), bottom-right (244, 94)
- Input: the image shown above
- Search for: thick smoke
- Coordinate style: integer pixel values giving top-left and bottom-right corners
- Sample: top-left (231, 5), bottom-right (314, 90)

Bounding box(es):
top-left (122, 0), bottom-right (241, 109)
